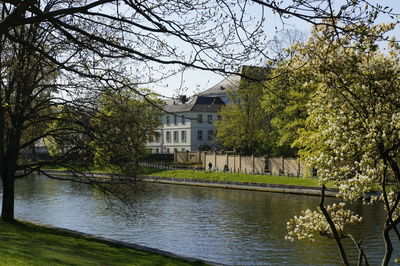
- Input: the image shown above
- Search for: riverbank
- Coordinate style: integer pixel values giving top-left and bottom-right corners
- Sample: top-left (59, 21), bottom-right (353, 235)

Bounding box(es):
top-left (0, 220), bottom-right (213, 265)
top-left (43, 169), bottom-right (338, 197)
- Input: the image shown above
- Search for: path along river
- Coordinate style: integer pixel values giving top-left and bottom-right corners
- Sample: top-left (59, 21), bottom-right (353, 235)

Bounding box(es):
top-left (1, 174), bottom-right (399, 265)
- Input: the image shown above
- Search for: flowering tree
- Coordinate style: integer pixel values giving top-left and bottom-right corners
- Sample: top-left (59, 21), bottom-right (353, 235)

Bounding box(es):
top-left (284, 23), bottom-right (400, 265)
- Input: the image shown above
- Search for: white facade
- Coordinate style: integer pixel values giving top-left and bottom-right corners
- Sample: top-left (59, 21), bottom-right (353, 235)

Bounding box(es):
top-left (147, 111), bottom-right (220, 154)
top-left (147, 96), bottom-right (224, 154)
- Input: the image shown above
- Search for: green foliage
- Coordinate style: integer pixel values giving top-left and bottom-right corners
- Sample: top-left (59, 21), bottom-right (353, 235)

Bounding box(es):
top-left (293, 23), bottom-right (400, 195)
top-left (45, 105), bottom-right (95, 164)
top-left (262, 54), bottom-right (317, 156)
top-left (215, 66), bottom-right (273, 155)
top-left (91, 89), bottom-right (162, 175)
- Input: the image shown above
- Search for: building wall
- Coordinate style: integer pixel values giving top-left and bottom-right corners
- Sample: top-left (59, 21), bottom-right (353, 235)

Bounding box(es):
top-left (179, 152), bottom-right (305, 176)
top-left (147, 111), bottom-right (220, 154)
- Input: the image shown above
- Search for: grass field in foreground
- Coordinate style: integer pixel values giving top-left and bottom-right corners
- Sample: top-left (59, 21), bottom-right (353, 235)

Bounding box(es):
top-left (0, 220), bottom-right (206, 266)
top-left (144, 168), bottom-right (325, 187)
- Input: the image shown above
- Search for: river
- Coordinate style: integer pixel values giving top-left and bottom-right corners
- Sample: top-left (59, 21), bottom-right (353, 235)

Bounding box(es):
top-left (1, 174), bottom-right (399, 265)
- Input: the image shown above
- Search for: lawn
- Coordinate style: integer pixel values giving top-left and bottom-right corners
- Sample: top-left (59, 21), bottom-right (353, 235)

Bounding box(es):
top-left (43, 165), bottom-right (328, 188)
top-left (143, 168), bottom-right (324, 187)
top-left (0, 220), bottom-right (207, 266)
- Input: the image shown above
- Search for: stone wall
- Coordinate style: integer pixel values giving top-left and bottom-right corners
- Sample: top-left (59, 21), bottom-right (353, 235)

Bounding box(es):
top-left (174, 151), bottom-right (305, 176)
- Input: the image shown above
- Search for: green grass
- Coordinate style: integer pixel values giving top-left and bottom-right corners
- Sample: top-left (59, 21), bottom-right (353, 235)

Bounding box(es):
top-left (43, 165), bottom-right (331, 188)
top-left (0, 220), bottom-right (207, 266)
top-left (143, 169), bottom-right (325, 187)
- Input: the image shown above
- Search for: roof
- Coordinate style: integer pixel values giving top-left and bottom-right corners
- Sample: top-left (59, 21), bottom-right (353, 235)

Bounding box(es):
top-left (164, 96), bottom-right (224, 113)
top-left (198, 74), bottom-right (241, 97)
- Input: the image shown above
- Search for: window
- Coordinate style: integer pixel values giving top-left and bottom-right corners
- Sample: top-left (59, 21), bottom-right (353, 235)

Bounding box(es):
top-left (181, 130), bottom-right (186, 142)
top-left (166, 131), bottom-right (171, 142)
top-left (166, 148), bottom-right (170, 154)
top-left (207, 115), bottom-right (212, 124)
top-left (182, 115), bottom-right (186, 125)
top-left (166, 116), bottom-right (170, 125)
top-left (173, 131), bottom-right (179, 143)
top-left (155, 134), bottom-right (160, 143)
top-left (174, 115), bottom-right (178, 125)
top-left (197, 114), bottom-right (203, 124)
top-left (197, 130), bottom-right (203, 140)
top-left (207, 130), bottom-right (213, 141)
top-left (156, 148), bottom-right (159, 154)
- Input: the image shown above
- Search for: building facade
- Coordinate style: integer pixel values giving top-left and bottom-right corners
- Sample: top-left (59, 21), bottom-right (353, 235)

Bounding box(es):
top-left (147, 96), bottom-right (225, 154)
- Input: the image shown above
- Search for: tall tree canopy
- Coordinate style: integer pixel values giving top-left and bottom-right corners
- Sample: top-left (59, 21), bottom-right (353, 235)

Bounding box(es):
top-left (215, 66), bottom-right (272, 155)
top-left (285, 23), bottom-right (400, 265)
top-left (262, 44), bottom-right (318, 156)
top-left (91, 89), bottom-right (162, 175)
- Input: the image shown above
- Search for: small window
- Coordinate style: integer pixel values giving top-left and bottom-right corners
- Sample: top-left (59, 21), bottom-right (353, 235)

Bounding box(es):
top-left (207, 115), bottom-right (212, 124)
top-left (182, 115), bottom-right (186, 125)
top-left (166, 131), bottom-right (171, 142)
top-left (181, 130), bottom-right (186, 142)
top-left (156, 148), bottom-right (159, 153)
top-left (174, 115), bottom-right (178, 125)
top-left (207, 130), bottom-right (213, 141)
top-left (173, 131), bottom-right (179, 143)
top-left (198, 130), bottom-right (203, 141)
top-left (197, 114), bottom-right (203, 124)
top-left (166, 116), bottom-right (170, 125)
top-left (166, 148), bottom-right (170, 154)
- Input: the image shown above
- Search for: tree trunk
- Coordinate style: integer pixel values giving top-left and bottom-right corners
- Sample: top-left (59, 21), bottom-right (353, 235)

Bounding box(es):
top-left (1, 174), bottom-right (15, 222)
top-left (382, 223), bottom-right (393, 266)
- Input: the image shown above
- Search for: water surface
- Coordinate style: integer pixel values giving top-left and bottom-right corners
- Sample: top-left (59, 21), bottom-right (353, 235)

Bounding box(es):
top-left (1, 175), bottom-right (398, 265)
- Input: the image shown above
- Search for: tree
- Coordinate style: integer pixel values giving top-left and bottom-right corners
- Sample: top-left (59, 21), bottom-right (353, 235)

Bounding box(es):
top-left (0, 22), bottom-right (63, 221)
top-left (0, 1), bottom-right (397, 78)
top-left (285, 23), bottom-right (400, 265)
top-left (91, 89), bottom-right (162, 175)
top-left (215, 66), bottom-right (273, 155)
top-left (0, 20), bottom-right (161, 221)
top-left (262, 43), bottom-right (318, 157)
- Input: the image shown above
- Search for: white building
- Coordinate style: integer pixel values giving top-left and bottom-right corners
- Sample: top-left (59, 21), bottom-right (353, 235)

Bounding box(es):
top-left (147, 96), bottom-right (226, 154)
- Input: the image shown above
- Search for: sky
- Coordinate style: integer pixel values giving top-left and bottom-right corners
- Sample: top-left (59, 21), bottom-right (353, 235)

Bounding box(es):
top-left (145, 1), bottom-right (400, 99)
top-left (145, 3), bottom-right (312, 99)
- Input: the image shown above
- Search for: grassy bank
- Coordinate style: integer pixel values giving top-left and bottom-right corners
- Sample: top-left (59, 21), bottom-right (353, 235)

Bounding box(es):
top-left (144, 169), bottom-right (323, 187)
top-left (0, 220), bottom-right (206, 266)
top-left (43, 165), bottom-right (327, 188)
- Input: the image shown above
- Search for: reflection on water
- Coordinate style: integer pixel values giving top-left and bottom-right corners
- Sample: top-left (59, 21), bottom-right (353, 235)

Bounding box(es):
top-left (0, 175), bottom-right (398, 265)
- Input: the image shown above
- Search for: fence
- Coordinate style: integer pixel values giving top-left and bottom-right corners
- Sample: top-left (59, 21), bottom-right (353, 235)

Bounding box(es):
top-left (174, 151), bottom-right (205, 164)
top-left (174, 151), bottom-right (305, 176)
top-left (204, 153), bottom-right (304, 176)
